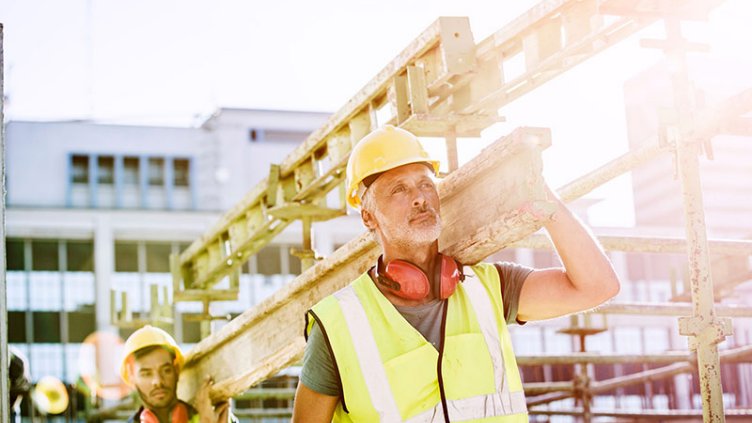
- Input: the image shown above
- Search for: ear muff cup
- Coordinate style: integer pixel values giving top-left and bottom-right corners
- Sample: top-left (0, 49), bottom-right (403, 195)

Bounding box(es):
top-left (376, 254), bottom-right (463, 300)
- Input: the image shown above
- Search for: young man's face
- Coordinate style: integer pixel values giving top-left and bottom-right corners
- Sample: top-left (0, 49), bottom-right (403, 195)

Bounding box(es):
top-left (131, 348), bottom-right (178, 412)
top-left (362, 163), bottom-right (442, 249)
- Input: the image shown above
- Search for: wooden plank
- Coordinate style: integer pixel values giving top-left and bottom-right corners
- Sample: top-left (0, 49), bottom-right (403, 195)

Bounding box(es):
top-left (177, 127), bottom-right (552, 403)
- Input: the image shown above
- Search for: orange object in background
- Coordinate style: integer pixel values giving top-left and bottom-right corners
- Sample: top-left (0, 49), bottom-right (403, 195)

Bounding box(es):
top-left (78, 331), bottom-right (131, 400)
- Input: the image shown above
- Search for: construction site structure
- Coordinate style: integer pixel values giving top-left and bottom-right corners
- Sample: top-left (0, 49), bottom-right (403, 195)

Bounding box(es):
top-left (3, 0), bottom-right (752, 422)
top-left (161, 0), bottom-right (752, 421)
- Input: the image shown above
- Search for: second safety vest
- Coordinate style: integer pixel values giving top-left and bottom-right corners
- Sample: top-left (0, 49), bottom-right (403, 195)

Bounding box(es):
top-left (306, 263), bottom-right (528, 422)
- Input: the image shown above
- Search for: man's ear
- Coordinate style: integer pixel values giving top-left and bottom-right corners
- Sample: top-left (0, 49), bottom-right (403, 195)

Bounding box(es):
top-left (361, 208), bottom-right (378, 231)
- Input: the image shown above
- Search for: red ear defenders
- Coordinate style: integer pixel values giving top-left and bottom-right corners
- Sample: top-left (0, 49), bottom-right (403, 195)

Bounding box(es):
top-left (375, 254), bottom-right (464, 300)
top-left (140, 402), bottom-right (189, 423)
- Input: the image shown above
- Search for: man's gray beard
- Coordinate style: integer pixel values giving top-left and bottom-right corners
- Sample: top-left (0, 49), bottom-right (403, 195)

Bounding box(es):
top-left (378, 212), bottom-right (443, 249)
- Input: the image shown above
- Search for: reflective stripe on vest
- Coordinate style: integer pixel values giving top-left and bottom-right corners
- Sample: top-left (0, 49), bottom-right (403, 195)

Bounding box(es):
top-left (333, 287), bottom-right (402, 421)
top-left (310, 263), bottom-right (527, 422)
top-left (459, 276), bottom-right (527, 418)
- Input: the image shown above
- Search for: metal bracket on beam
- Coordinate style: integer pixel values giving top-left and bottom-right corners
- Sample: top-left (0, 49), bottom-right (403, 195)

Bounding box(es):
top-left (678, 315), bottom-right (733, 350)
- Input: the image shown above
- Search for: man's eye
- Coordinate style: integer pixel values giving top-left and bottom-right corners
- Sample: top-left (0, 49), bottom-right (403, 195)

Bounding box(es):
top-left (391, 186), bottom-right (405, 194)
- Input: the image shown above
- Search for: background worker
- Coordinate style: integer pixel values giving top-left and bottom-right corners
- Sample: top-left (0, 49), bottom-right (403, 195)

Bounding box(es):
top-left (292, 125), bottom-right (620, 422)
top-left (120, 325), bottom-right (233, 423)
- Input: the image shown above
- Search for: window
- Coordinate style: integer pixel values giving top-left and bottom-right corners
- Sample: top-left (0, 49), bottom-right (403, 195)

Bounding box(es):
top-left (97, 156), bottom-right (114, 184)
top-left (68, 311), bottom-right (96, 343)
top-left (288, 246), bottom-right (302, 275)
top-left (257, 246), bottom-right (282, 275)
top-left (32, 240), bottom-right (59, 271)
top-left (123, 157), bottom-right (140, 185)
top-left (33, 312), bottom-right (61, 343)
top-left (148, 158), bottom-right (165, 186)
top-left (182, 314), bottom-right (202, 343)
top-left (7, 239), bottom-right (25, 271)
top-left (174, 158), bottom-right (190, 187)
top-left (71, 155), bottom-right (89, 184)
top-left (8, 312), bottom-right (27, 343)
top-left (115, 242), bottom-right (139, 272)
top-left (67, 241), bottom-right (94, 272)
top-left (146, 243), bottom-right (171, 273)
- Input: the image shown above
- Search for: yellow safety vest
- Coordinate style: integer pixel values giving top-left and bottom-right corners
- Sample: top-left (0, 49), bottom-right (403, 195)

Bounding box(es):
top-left (307, 263), bottom-right (528, 422)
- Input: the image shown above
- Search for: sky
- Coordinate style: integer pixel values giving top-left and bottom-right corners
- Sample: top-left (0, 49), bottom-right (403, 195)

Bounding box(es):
top-left (2, 0), bottom-right (751, 227)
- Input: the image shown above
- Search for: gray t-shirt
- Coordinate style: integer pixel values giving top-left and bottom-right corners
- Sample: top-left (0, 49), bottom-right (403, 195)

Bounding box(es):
top-left (301, 261), bottom-right (533, 397)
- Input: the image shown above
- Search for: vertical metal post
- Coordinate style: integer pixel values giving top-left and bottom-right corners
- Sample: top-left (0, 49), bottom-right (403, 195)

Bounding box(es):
top-left (0, 22), bottom-right (10, 423)
top-left (665, 18), bottom-right (729, 423)
top-left (301, 217), bottom-right (315, 271)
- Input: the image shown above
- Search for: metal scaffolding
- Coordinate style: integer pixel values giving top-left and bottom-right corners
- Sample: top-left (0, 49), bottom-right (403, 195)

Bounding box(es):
top-left (75, 0), bottom-right (752, 421)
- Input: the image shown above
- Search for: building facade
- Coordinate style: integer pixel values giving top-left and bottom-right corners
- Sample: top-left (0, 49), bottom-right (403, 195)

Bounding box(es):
top-left (5, 109), bottom-right (366, 419)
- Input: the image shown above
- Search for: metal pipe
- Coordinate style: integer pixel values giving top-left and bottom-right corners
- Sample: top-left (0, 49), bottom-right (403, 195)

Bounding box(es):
top-left (665, 17), bottom-right (726, 422)
top-left (529, 408), bottom-right (752, 419)
top-left (595, 302), bottom-right (752, 318)
top-left (231, 408), bottom-right (294, 418)
top-left (590, 345), bottom-right (752, 395)
top-left (232, 387), bottom-right (297, 400)
top-left (558, 142), bottom-right (667, 203)
top-left (510, 233), bottom-right (752, 255)
top-left (525, 346), bottom-right (752, 407)
top-left (523, 382), bottom-right (573, 395)
top-left (517, 352), bottom-right (691, 366)
top-left (526, 391), bottom-right (574, 408)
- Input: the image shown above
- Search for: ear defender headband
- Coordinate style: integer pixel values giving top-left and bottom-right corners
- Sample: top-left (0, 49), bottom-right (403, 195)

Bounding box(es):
top-left (140, 402), bottom-right (189, 423)
top-left (375, 254), bottom-right (464, 301)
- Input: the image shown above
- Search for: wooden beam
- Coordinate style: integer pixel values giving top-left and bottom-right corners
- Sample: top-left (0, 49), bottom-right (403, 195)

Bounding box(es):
top-left (177, 126), bottom-right (552, 403)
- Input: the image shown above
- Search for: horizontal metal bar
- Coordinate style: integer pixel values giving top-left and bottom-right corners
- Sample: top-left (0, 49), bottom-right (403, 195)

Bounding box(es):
top-left (233, 387), bottom-right (296, 401)
top-left (517, 352), bottom-right (691, 366)
top-left (525, 346), bottom-right (752, 407)
top-left (524, 381), bottom-right (573, 395)
top-left (595, 302), bottom-right (752, 318)
top-left (558, 143), bottom-right (668, 204)
top-left (590, 345), bottom-right (752, 394)
top-left (529, 408), bottom-right (752, 419)
top-left (231, 408), bottom-right (294, 418)
top-left (510, 233), bottom-right (752, 255)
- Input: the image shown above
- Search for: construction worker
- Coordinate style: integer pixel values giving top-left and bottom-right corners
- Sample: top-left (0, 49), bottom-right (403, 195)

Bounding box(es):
top-left (292, 125), bottom-right (620, 422)
top-left (120, 325), bottom-right (233, 423)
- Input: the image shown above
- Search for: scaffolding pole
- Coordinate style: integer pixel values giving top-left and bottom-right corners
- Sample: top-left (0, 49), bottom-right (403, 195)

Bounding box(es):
top-left (664, 17), bottom-right (730, 422)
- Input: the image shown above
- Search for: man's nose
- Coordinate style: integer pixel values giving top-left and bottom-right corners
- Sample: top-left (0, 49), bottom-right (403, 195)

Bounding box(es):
top-left (151, 374), bottom-right (164, 387)
top-left (411, 189), bottom-right (427, 208)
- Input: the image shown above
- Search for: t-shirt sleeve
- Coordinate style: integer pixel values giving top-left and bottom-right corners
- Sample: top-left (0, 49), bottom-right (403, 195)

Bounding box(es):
top-left (300, 321), bottom-right (342, 397)
top-left (494, 261), bottom-right (534, 325)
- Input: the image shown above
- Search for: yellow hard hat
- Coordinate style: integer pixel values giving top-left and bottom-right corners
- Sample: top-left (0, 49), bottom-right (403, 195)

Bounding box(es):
top-left (346, 125), bottom-right (440, 208)
top-left (32, 376), bottom-right (69, 415)
top-left (119, 325), bottom-right (184, 386)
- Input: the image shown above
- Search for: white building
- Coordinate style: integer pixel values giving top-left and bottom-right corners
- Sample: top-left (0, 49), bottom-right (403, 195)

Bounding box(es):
top-left (5, 109), bottom-right (366, 390)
